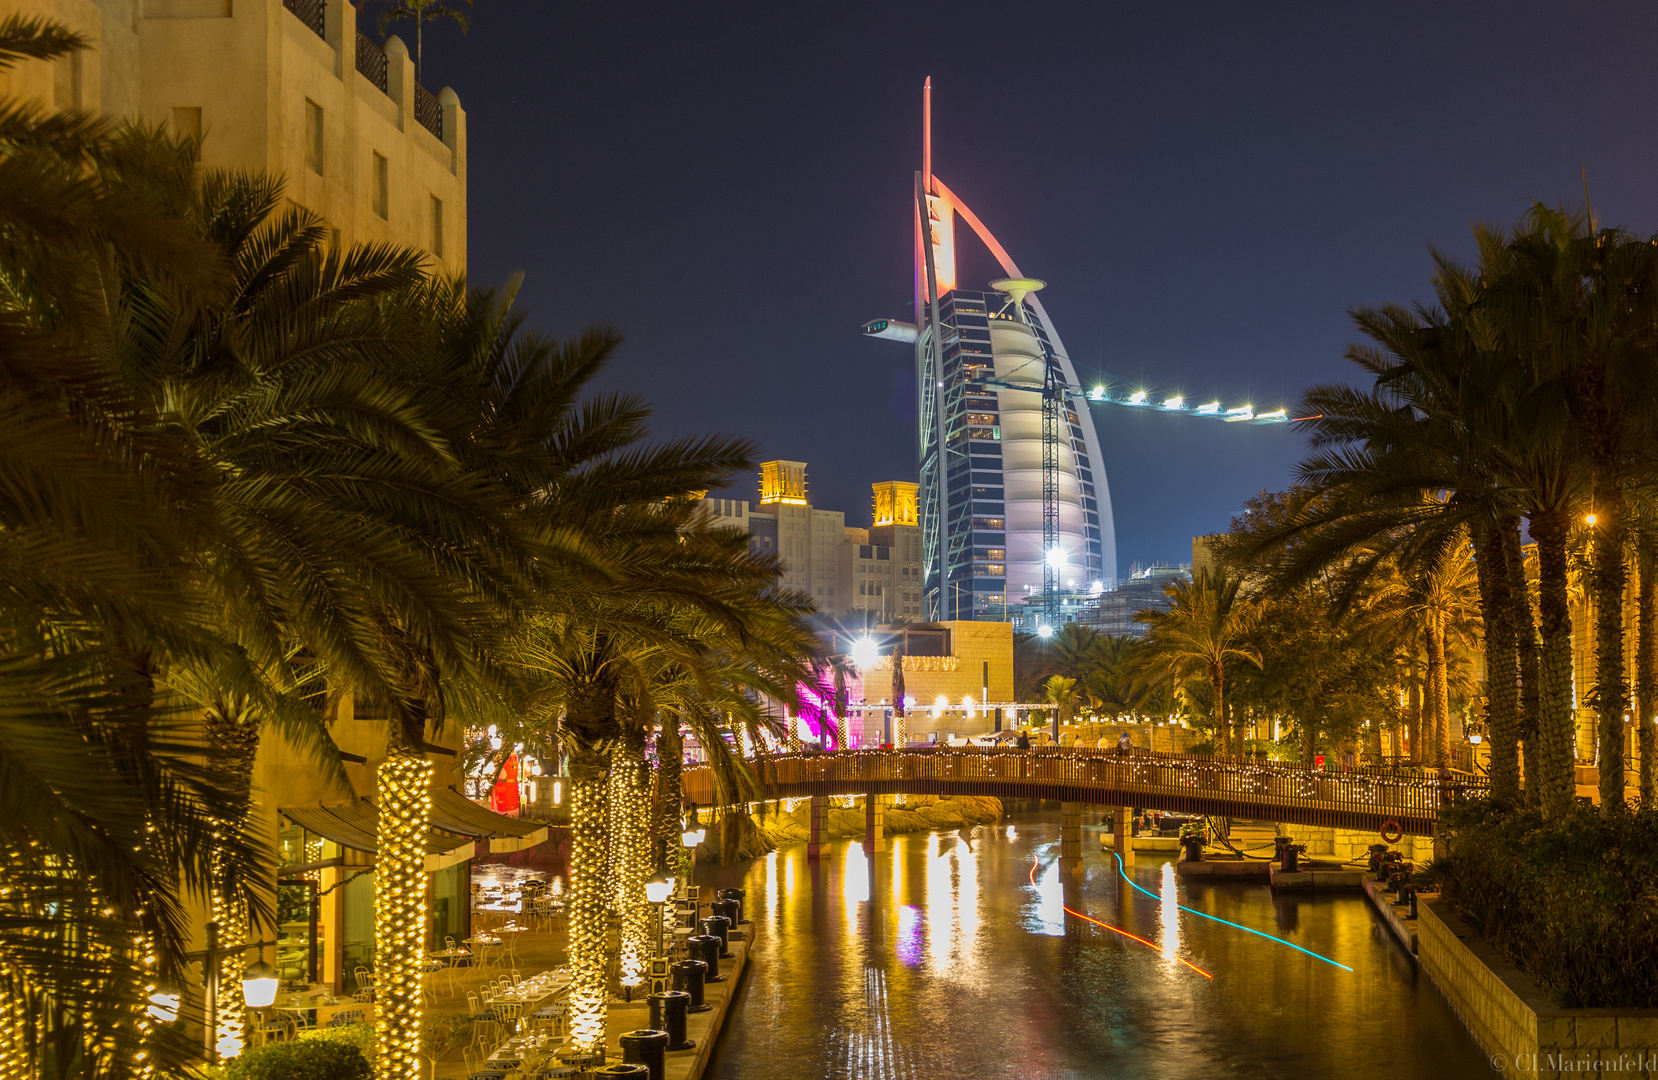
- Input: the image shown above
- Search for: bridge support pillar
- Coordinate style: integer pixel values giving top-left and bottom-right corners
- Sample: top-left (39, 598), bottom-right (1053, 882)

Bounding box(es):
top-left (1113, 806), bottom-right (1135, 866)
top-left (1060, 802), bottom-right (1084, 875)
top-left (864, 794), bottom-right (884, 854)
top-left (807, 795), bottom-right (827, 859)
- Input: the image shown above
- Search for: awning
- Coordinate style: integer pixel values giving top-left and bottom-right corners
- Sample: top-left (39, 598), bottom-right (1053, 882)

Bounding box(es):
top-left (430, 788), bottom-right (548, 853)
top-left (279, 800), bottom-right (475, 873)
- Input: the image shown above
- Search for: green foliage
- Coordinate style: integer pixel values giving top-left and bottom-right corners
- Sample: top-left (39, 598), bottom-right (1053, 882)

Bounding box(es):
top-left (419, 1013), bottom-right (474, 1059)
top-left (302, 1021), bottom-right (377, 1061)
top-left (226, 1038), bottom-right (371, 1080)
top-left (1439, 798), bottom-right (1658, 1007)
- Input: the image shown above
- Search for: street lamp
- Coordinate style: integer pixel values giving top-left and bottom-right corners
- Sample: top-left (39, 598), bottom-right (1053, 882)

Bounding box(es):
top-left (646, 862), bottom-right (675, 962)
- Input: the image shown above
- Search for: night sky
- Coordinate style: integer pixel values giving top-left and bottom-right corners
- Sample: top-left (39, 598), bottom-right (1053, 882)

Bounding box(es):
top-left (394, 1), bottom-right (1658, 569)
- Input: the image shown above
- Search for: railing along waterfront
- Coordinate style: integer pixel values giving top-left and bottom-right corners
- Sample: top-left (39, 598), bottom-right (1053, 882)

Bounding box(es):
top-left (357, 32), bottom-right (388, 94)
top-left (681, 746), bottom-right (1486, 836)
top-left (283, 0), bottom-right (326, 38)
top-left (414, 83), bottom-right (443, 140)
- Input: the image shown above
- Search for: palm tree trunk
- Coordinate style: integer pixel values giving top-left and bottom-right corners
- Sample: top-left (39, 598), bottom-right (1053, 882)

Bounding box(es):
top-left (565, 737), bottom-right (610, 1057)
top-left (205, 707), bottom-right (261, 1058)
top-left (1389, 694), bottom-right (1402, 759)
top-left (1473, 521), bottom-right (1521, 800)
top-left (1636, 538), bottom-right (1657, 806)
top-left (1530, 508), bottom-right (1578, 819)
top-left (1409, 660), bottom-right (1422, 763)
top-left (1580, 356), bottom-right (1629, 814)
top-left (1208, 660), bottom-right (1226, 759)
top-left (611, 730), bottom-right (652, 994)
top-left (652, 717), bottom-right (683, 867)
top-left (1426, 618), bottom-right (1451, 769)
top-left (1590, 488), bottom-right (1629, 813)
top-left (375, 741), bottom-right (432, 1080)
top-left (1503, 517), bottom-right (1542, 805)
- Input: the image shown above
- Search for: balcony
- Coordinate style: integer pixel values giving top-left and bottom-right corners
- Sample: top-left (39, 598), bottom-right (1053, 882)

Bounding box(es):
top-left (414, 83), bottom-right (443, 140)
top-left (283, 0), bottom-right (325, 39)
top-left (356, 31), bottom-right (388, 94)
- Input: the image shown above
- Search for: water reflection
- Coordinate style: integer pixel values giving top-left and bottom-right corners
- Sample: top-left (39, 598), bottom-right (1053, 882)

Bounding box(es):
top-left (1160, 861), bottom-right (1180, 966)
top-left (703, 808), bottom-right (1486, 1080)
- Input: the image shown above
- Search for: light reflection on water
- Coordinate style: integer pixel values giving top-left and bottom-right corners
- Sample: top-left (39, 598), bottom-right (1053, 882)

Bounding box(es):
top-left (701, 808), bottom-right (1487, 1080)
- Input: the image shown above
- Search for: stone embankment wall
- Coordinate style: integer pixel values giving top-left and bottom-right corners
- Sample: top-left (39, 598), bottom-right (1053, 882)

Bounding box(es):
top-left (1292, 825), bottom-right (1427, 862)
top-left (1417, 899), bottom-right (1658, 1077)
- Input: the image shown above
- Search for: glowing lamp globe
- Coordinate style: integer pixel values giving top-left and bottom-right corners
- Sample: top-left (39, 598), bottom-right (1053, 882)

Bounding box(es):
top-left (241, 961), bottom-right (279, 1009)
top-left (849, 635), bottom-right (880, 670)
top-left (1469, 734), bottom-right (1483, 745)
top-left (645, 865), bottom-right (674, 905)
top-left (1037, 625), bottom-right (1054, 639)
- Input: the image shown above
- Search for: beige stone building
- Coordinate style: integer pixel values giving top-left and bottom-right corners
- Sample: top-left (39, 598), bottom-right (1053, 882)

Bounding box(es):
top-left (849, 620), bottom-right (1015, 744)
top-left (1, 0), bottom-right (493, 1021)
top-left (0, 0), bottom-right (466, 271)
top-left (838, 481), bottom-right (924, 620)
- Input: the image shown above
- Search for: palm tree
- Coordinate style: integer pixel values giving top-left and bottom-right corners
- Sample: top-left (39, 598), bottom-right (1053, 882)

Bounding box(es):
top-left (1135, 569), bottom-right (1260, 756)
top-left (0, 19), bottom-right (277, 1073)
top-left (373, 0), bottom-right (472, 85)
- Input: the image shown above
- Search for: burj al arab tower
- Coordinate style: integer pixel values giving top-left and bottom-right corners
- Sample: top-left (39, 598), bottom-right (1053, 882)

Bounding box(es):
top-left (864, 79), bottom-right (1116, 626)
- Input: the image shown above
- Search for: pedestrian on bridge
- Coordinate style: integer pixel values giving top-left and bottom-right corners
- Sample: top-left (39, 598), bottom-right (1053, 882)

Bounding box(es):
top-left (1117, 731), bottom-right (1133, 755)
top-left (1015, 731), bottom-right (1031, 751)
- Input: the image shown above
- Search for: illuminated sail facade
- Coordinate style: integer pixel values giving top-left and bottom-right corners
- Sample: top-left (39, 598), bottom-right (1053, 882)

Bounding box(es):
top-left (865, 80), bottom-right (1117, 622)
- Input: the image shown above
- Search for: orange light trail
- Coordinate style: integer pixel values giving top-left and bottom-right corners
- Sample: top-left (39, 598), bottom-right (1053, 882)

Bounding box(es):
top-left (1029, 855), bottom-right (1213, 980)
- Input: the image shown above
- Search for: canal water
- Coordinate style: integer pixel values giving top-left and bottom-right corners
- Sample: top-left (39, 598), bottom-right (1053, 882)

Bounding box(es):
top-left (697, 807), bottom-right (1487, 1080)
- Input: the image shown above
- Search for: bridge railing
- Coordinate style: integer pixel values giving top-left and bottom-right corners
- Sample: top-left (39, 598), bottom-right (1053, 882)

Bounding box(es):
top-left (685, 746), bottom-right (1485, 833)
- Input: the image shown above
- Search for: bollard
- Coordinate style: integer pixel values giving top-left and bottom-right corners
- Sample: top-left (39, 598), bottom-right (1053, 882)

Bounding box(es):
top-left (1181, 831), bottom-right (1203, 862)
top-left (593, 1066), bottom-right (649, 1078)
top-left (670, 959), bottom-right (711, 1012)
top-left (711, 897), bottom-right (739, 929)
top-left (619, 1029), bottom-right (668, 1080)
top-left (648, 990), bottom-right (695, 1051)
top-left (1405, 884), bottom-right (1418, 920)
top-left (700, 915), bottom-right (733, 958)
top-left (1275, 836), bottom-right (1300, 874)
top-left (689, 934), bottom-right (724, 982)
top-left (721, 887), bottom-right (750, 924)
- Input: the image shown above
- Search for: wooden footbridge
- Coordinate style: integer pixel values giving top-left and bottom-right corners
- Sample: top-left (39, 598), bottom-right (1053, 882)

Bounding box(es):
top-left (682, 747), bottom-right (1483, 836)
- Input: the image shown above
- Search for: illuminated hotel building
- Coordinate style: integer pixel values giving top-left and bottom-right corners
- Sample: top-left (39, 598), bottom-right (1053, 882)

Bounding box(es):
top-left (864, 80), bottom-right (1116, 621)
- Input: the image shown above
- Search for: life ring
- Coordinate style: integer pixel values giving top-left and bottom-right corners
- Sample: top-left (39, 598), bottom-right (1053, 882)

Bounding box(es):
top-left (1380, 819), bottom-right (1403, 844)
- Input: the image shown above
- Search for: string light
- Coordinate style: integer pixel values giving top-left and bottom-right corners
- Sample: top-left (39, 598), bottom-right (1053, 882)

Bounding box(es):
top-left (567, 766), bottom-right (607, 1056)
top-left (375, 754), bottom-right (432, 1080)
top-left (210, 844), bottom-right (246, 1060)
top-left (612, 748), bottom-right (652, 993)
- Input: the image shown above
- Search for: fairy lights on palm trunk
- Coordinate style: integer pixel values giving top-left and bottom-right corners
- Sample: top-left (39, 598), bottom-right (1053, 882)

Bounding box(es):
top-left (612, 743), bottom-right (652, 995)
top-left (208, 868), bottom-right (246, 1061)
top-left (566, 755), bottom-right (609, 1056)
top-left (374, 753), bottom-right (431, 1080)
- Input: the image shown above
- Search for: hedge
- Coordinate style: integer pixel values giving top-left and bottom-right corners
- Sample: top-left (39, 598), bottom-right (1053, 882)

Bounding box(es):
top-left (1438, 798), bottom-right (1658, 1008)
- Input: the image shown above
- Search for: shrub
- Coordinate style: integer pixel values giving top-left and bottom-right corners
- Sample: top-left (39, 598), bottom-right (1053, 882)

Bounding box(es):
top-left (226, 1037), bottom-right (371, 1080)
top-left (302, 1021), bottom-right (376, 1062)
top-left (1438, 798), bottom-right (1658, 1008)
top-left (421, 1013), bottom-right (474, 1059)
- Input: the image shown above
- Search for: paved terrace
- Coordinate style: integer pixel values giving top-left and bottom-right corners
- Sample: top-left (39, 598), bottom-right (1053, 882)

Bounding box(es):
top-left (683, 747), bottom-right (1485, 836)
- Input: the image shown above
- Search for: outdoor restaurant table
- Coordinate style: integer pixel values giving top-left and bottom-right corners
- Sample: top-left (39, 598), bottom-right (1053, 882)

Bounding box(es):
top-left (485, 1033), bottom-right (559, 1067)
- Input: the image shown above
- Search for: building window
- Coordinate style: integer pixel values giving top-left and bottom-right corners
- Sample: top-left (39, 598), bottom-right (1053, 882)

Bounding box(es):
top-left (54, 52), bottom-right (82, 111)
top-left (305, 100), bottom-right (324, 175)
top-left (430, 195), bottom-right (444, 257)
top-left (372, 152), bottom-right (389, 219)
top-left (171, 107), bottom-right (203, 159)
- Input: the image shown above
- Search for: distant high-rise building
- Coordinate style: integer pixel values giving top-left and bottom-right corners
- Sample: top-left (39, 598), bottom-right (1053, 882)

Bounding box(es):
top-left (863, 80), bottom-right (1116, 624)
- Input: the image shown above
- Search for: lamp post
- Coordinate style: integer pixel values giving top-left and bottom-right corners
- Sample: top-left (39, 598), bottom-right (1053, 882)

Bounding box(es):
top-left (679, 804), bottom-right (706, 899)
top-left (201, 923), bottom-right (279, 1065)
top-left (645, 863), bottom-right (674, 962)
